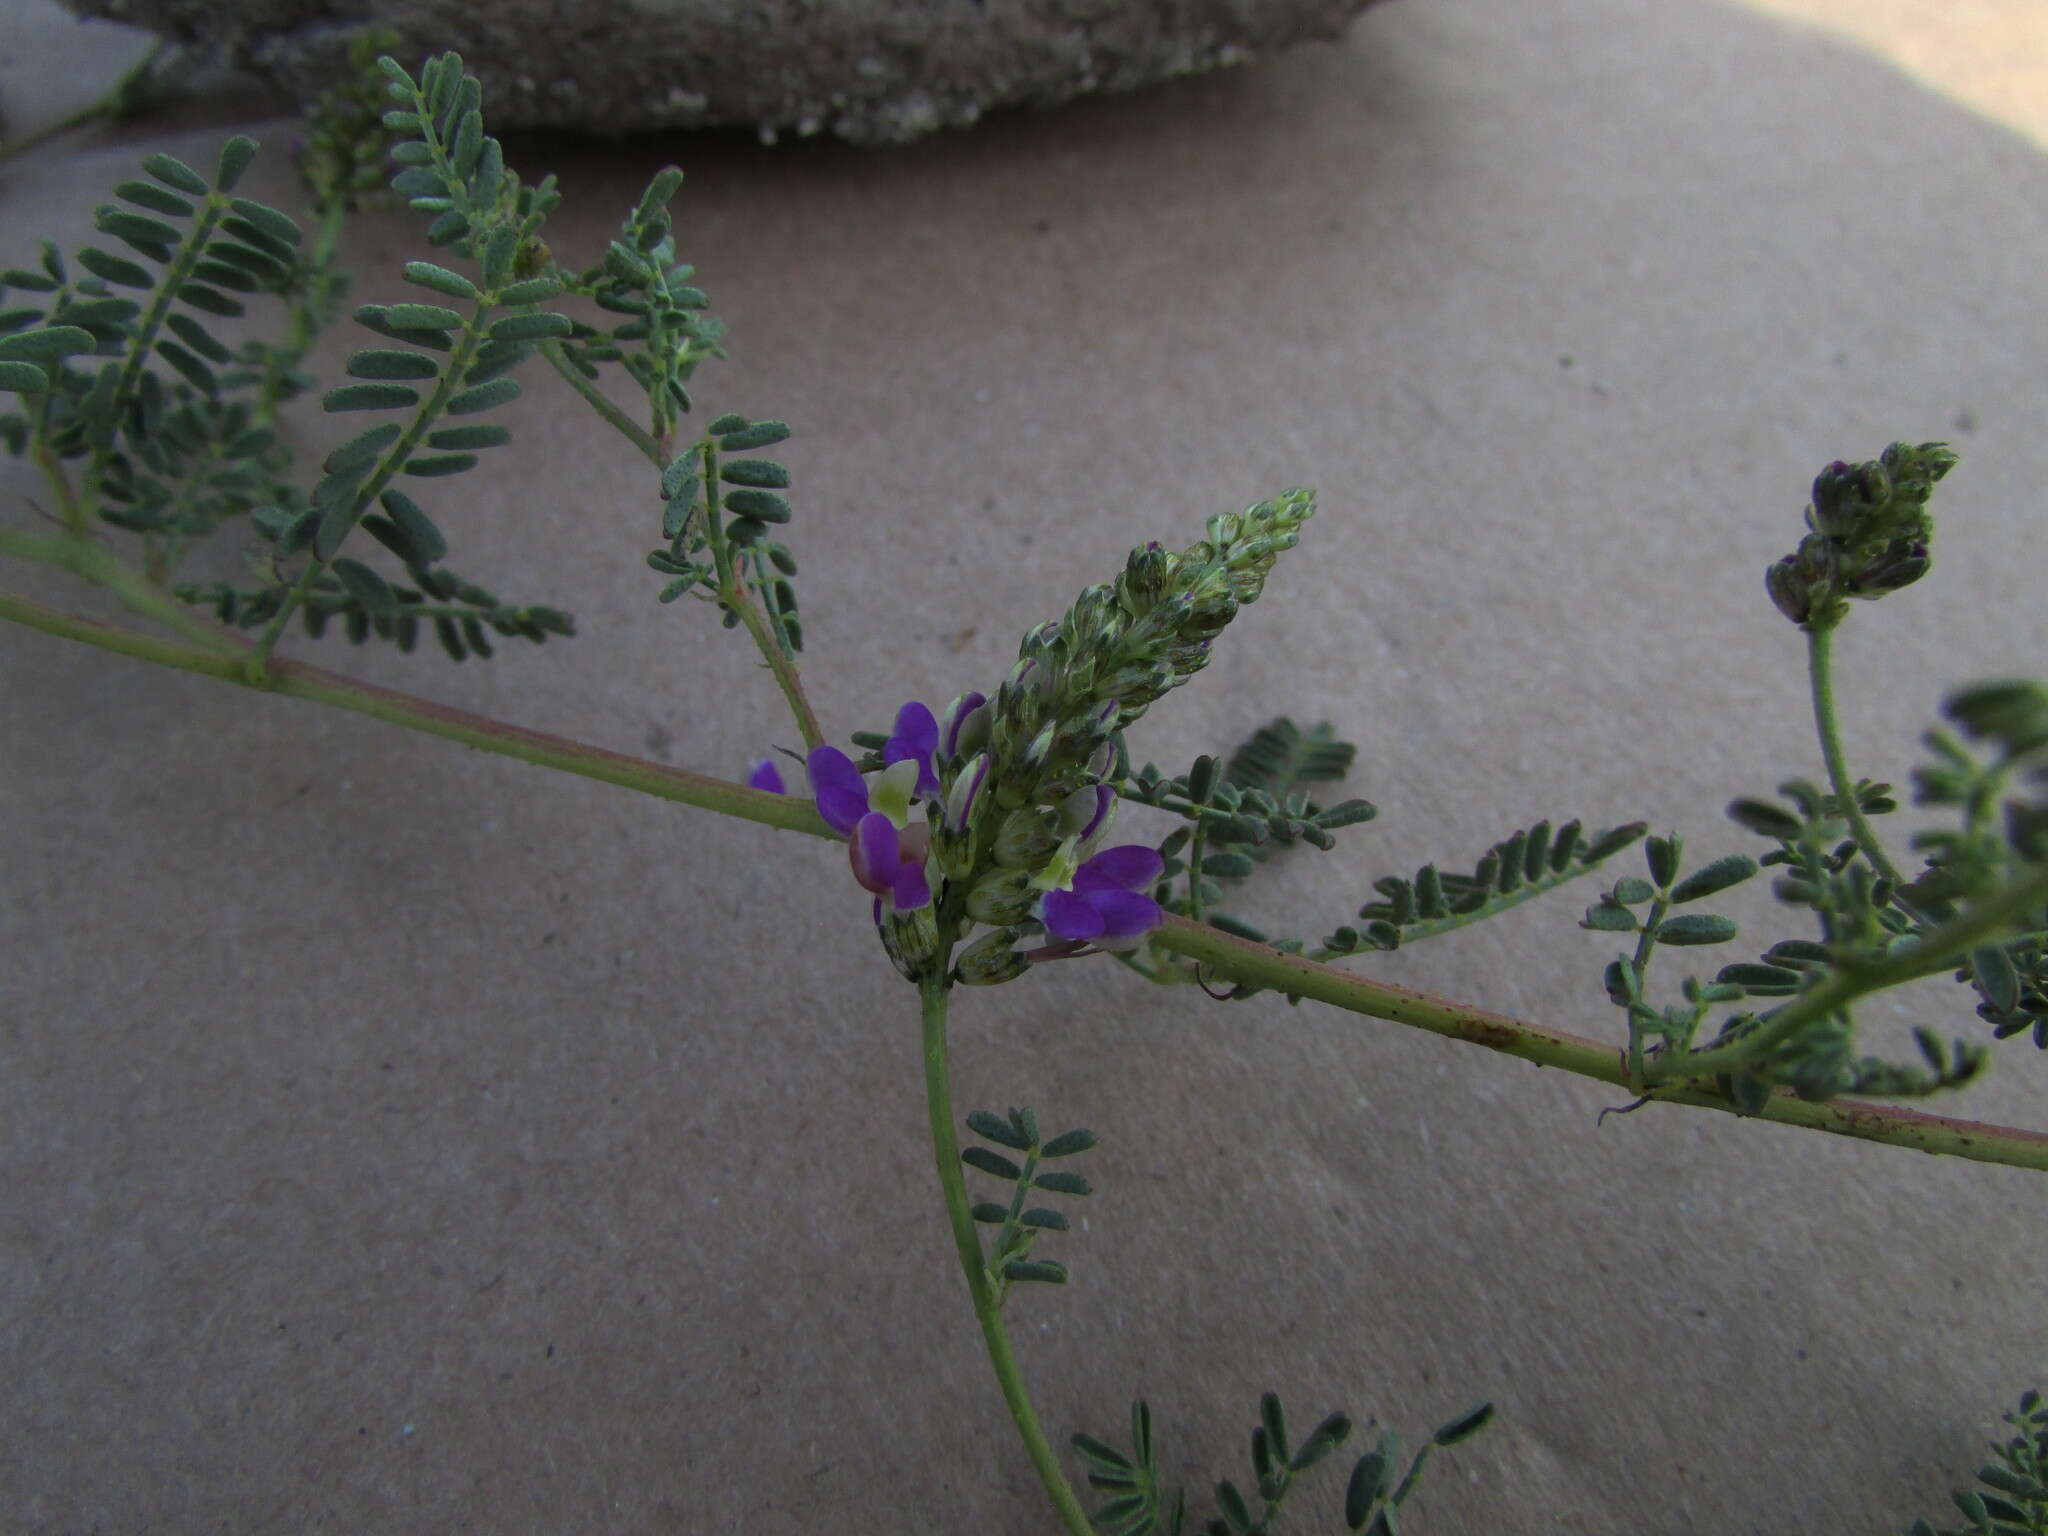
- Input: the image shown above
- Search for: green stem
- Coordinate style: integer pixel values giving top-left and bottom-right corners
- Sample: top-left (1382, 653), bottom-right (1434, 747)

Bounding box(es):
top-left (1148, 913), bottom-right (2048, 1172)
top-left (697, 437), bottom-right (824, 751)
top-left (0, 524), bottom-right (240, 653)
top-left (919, 967), bottom-right (1096, 1536)
top-left (254, 198), bottom-right (349, 434)
top-left (0, 588), bottom-right (829, 837)
top-left (246, 306), bottom-right (492, 679)
top-left (87, 197), bottom-right (231, 509)
top-left (1808, 623), bottom-right (1909, 890)
top-left (537, 356), bottom-right (824, 751)
top-left (1645, 863), bottom-right (2048, 1083)
top-left (537, 339), bottom-right (666, 466)
top-left (10, 585), bottom-right (2047, 1173)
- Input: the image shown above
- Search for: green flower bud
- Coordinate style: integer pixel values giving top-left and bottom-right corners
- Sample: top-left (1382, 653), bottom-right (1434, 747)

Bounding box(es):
top-left (878, 903), bottom-right (941, 981)
top-left (956, 926), bottom-right (1030, 986)
top-left (992, 804), bottom-right (1060, 868)
top-left (967, 867), bottom-right (1039, 925)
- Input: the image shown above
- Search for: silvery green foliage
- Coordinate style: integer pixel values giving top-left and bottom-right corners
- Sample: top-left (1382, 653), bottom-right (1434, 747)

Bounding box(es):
top-left (1909, 1390), bottom-right (2048, 1536)
top-left (8, 45), bottom-right (2048, 1536)
top-left (1072, 1394), bottom-right (1493, 1536)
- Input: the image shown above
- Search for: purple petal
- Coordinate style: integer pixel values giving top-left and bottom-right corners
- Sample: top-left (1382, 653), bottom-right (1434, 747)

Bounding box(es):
top-left (890, 860), bottom-right (932, 911)
top-left (849, 812), bottom-right (900, 895)
top-left (747, 758), bottom-right (787, 794)
top-left (1074, 784), bottom-right (1114, 844)
top-left (939, 691), bottom-right (987, 758)
top-left (1089, 890), bottom-right (1162, 940)
top-left (890, 701), bottom-right (938, 754)
top-left (885, 703), bottom-right (942, 798)
top-left (807, 746), bottom-right (869, 835)
top-left (1074, 844), bottom-right (1164, 893)
top-left (944, 753), bottom-right (989, 835)
top-left (1040, 888), bottom-right (1105, 941)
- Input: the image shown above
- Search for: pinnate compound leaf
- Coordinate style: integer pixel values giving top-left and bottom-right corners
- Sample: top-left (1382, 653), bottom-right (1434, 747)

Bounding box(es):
top-left (1669, 855), bottom-right (1759, 903)
top-left (966, 1109), bottom-right (1033, 1151)
top-left (487, 313), bottom-right (572, 343)
top-left (330, 557), bottom-right (396, 619)
top-left (226, 198), bottom-right (301, 247)
top-left (325, 423), bottom-right (402, 475)
top-left (94, 205), bottom-right (179, 256)
top-left (404, 260), bottom-right (479, 300)
top-left (74, 247), bottom-right (153, 288)
top-left (214, 136), bottom-right (258, 192)
top-left (721, 458), bottom-right (790, 488)
top-left (1971, 946), bottom-right (2021, 1015)
top-left (1002, 1259), bottom-right (1067, 1285)
top-left (163, 311), bottom-right (231, 363)
top-left (427, 424), bottom-right (510, 452)
top-left (1345, 1447), bottom-right (1394, 1529)
top-left (724, 487), bottom-right (791, 522)
top-left (117, 179), bottom-right (195, 218)
top-left (178, 282), bottom-right (243, 317)
top-left (497, 274), bottom-right (564, 306)
top-left (1290, 1412), bottom-right (1353, 1472)
top-left (1260, 1392), bottom-right (1290, 1463)
top-left (143, 152), bottom-right (209, 196)
top-left (346, 349), bottom-right (440, 381)
top-left (0, 326), bottom-right (94, 366)
top-left (1070, 1433), bottom-right (1133, 1473)
top-left (1581, 902), bottom-right (1636, 933)
top-left (1033, 1170), bottom-right (1091, 1197)
top-left (719, 420), bottom-right (791, 451)
top-left (446, 378), bottom-right (520, 415)
top-left (1653, 914), bottom-right (1739, 946)
top-left (402, 453), bottom-right (479, 478)
top-left (379, 490), bottom-right (446, 563)
top-left (961, 1147), bottom-right (1022, 1182)
top-left (1432, 1401), bottom-right (1494, 1446)
top-left (385, 302), bottom-right (466, 332)
top-left (325, 382), bottom-right (421, 412)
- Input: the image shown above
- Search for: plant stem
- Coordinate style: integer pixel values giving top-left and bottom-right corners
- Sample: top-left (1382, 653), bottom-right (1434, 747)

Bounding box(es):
top-left (540, 359), bottom-right (826, 751)
top-left (0, 588), bottom-right (830, 837)
top-left (1149, 912), bottom-right (2048, 1172)
top-left (254, 198), bottom-right (349, 434)
top-left (1808, 622), bottom-right (1909, 889)
top-left (919, 966), bottom-right (1096, 1536)
top-left (1643, 864), bottom-right (2048, 1084)
top-left (10, 587), bottom-right (2048, 1173)
top-left (0, 524), bottom-right (241, 653)
top-left (697, 437), bottom-right (825, 751)
top-left (537, 339), bottom-right (666, 466)
top-left (247, 303), bottom-right (495, 679)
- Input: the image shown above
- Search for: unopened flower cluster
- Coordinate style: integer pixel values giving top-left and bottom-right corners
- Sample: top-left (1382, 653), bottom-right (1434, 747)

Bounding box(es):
top-left (758, 490), bottom-right (1317, 983)
top-left (1766, 441), bottom-right (1954, 629)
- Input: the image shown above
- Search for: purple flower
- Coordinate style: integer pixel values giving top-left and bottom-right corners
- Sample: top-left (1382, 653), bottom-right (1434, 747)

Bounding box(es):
top-left (939, 691), bottom-right (989, 760)
top-left (1039, 845), bottom-right (1164, 945)
top-left (883, 701), bottom-right (941, 798)
top-left (748, 758), bottom-right (787, 794)
top-left (806, 745), bottom-right (874, 834)
top-left (850, 812), bottom-right (933, 912)
top-left (805, 737), bottom-right (934, 912)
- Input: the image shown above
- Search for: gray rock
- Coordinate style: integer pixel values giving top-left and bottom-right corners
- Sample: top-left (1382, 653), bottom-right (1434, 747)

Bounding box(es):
top-left (64, 0), bottom-right (1387, 144)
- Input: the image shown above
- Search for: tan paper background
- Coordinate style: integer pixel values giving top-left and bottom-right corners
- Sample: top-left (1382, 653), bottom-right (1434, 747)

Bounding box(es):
top-left (4, 0), bottom-right (2045, 1529)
